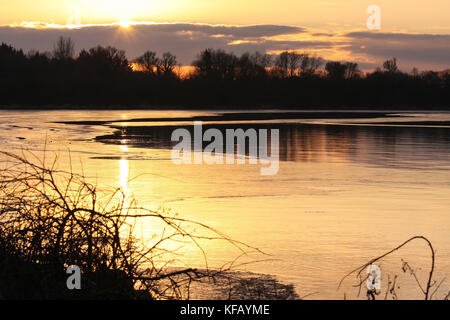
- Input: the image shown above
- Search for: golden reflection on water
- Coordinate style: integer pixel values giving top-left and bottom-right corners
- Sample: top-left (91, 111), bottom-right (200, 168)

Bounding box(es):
top-left (119, 143), bottom-right (129, 194)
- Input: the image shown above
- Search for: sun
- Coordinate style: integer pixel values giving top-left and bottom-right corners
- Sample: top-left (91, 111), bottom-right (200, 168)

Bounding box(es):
top-left (119, 20), bottom-right (131, 29)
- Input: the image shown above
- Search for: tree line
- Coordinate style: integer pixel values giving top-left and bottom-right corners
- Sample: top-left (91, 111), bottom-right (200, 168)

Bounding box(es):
top-left (0, 37), bottom-right (448, 108)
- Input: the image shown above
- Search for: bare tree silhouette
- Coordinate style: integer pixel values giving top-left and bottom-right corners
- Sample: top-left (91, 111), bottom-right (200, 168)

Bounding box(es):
top-left (53, 36), bottom-right (75, 60)
top-left (157, 52), bottom-right (178, 76)
top-left (135, 51), bottom-right (159, 75)
top-left (383, 57), bottom-right (399, 73)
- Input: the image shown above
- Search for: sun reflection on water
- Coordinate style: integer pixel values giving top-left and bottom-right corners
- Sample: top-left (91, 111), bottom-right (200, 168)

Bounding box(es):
top-left (119, 143), bottom-right (129, 194)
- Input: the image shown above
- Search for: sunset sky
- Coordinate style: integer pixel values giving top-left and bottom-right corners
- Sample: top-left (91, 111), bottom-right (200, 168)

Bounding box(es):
top-left (1, 0), bottom-right (449, 70)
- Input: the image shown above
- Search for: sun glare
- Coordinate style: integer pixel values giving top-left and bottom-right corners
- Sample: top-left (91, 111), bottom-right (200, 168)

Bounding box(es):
top-left (119, 20), bottom-right (131, 29)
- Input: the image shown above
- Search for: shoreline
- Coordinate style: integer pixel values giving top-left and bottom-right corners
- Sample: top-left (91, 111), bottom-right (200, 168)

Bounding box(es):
top-left (56, 111), bottom-right (403, 126)
top-left (1, 105), bottom-right (450, 111)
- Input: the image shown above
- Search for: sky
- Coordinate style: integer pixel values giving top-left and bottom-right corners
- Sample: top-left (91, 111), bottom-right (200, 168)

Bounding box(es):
top-left (0, 0), bottom-right (449, 70)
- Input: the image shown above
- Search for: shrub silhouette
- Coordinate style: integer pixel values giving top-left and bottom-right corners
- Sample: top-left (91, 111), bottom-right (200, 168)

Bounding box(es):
top-left (0, 151), bottom-right (256, 299)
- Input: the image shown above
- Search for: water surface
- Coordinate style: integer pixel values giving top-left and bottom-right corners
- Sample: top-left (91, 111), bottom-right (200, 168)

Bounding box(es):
top-left (1, 109), bottom-right (449, 299)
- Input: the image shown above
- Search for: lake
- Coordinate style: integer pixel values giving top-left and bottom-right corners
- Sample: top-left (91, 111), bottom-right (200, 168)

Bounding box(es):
top-left (1, 109), bottom-right (449, 299)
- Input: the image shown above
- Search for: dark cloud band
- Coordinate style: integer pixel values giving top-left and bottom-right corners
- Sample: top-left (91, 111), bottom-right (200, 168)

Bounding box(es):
top-left (0, 22), bottom-right (448, 70)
